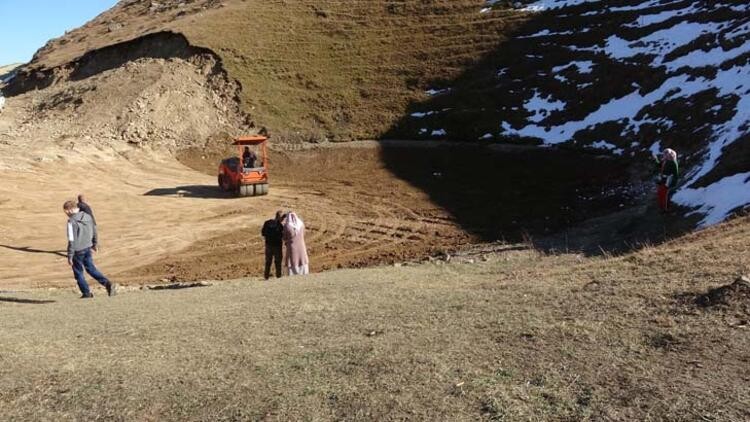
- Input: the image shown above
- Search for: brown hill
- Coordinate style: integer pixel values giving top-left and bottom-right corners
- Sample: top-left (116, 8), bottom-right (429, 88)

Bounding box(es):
top-left (7, 0), bottom-right (527, 142)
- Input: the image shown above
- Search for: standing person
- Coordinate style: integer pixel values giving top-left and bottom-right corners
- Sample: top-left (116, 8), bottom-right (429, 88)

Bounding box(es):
top-left (654, 148), bottom-right (679, 212)
top-left (63, 200), bottom-right (116, 298)
top-left (262, 210), bottom-right (284, 280)
top-left (282, 212), bottom-right (309, 275)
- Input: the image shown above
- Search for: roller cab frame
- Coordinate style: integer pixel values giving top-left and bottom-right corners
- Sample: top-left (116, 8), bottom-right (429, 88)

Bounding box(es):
top-left (217, 135), bottom-right (269, 197)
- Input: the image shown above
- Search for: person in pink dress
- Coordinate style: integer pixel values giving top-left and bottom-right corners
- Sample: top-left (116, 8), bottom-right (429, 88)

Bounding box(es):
top-left (282, 212), bottom-right (309, 275)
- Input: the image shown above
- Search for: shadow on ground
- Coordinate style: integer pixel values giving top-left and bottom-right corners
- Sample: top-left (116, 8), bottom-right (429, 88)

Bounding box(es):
top-left (144, 185), bottom-right (229, 199)
top-left (377, 3), bottom-right (707, 255)
top-left (378, 143), bottom-right (634, 247)
top-left (377, 140), bottom-right (697, 256)
top-left (147, 282), bottom-right (211, 290)
top-left (0, 296), bottom-right (56, 304)
top-left (534, 204), bottom-right (701, 255)
top-left (0, 244), bottom-right (67, 257)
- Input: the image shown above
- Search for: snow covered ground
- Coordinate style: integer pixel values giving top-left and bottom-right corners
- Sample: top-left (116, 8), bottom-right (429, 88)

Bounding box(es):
top-left (414, 0), bottom-right (749, 226)
top-left (499, 0), bottom-right (750, 226)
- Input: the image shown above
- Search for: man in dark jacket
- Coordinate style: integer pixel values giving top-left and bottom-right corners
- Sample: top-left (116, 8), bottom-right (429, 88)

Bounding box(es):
top-left (64, 200), bottom-right (116, 298)
top-left (242, 147), bottom-right (257, 169)
top-left (262, 210), bottom-right (284, 280)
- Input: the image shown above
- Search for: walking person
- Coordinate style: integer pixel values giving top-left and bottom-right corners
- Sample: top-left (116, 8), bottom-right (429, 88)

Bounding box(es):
top-left (654, 148), bottom-right (679, 212)
top-left (63, 200), bottom-right (116, 298)
top-left (262, 210), bottom-right (284, 280)
top-left (282, 212), bottom-right (309, 275)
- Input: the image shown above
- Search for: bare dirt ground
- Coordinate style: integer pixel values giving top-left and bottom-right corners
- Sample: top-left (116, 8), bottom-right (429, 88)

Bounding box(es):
top-left (0, 139), bottom-right (633, 289)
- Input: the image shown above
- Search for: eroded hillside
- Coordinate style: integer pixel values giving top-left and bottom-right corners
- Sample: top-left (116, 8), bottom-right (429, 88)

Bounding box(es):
top-left (5, 0), bottom-right (527, 141)
top-left (2, 32), bottom-right (247, 158)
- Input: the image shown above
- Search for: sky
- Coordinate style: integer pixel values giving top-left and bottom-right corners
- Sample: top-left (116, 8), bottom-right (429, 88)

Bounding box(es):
top-left (0, 0), bottom-right (118, 65)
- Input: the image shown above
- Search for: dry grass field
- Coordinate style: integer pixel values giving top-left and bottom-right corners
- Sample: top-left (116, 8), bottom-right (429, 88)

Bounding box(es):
top-left (2, 215), bottom-right (748, 421)
top-left (2, 1), bottom-right (749, 419)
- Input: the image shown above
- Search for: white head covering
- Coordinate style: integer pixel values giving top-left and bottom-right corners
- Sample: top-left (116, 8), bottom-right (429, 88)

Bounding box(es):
top-left (286, 212), bottom-right (304, 236)
top-left (662, 148), bottom-right (677, 162)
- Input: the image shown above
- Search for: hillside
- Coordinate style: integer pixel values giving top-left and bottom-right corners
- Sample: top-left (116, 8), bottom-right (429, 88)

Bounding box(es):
top-left (395, 0), bottom-right (750, 226)
top-left (2, 0), bottom-right (748, 229)
top-left (2, 2), bottom-right (750, 419)
top-left (0, 63), bottom-right (21, 80)
top-left (2, 215), bottom-right (749, 420)
top-left (0, 63), bottom-right (20, 110)
top-left (5, 0), bottom-right (527, 142)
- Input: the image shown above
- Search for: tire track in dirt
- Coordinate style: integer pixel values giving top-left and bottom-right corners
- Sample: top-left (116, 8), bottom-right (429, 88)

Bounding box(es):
top-left (0, 142), bottom-right (632, 288)
top-left (120, 146), bottom-right (475, 283)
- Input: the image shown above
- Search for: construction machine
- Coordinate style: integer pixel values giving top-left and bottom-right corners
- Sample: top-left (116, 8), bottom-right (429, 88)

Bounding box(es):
top-left (217, 135), bottom-right (269, 197)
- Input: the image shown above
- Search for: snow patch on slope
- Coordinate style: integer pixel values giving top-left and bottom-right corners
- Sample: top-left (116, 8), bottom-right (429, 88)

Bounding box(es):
top-left (501, 0), bottom-right (750, 226)
top-left (519, 0), bottom-right (599, 12)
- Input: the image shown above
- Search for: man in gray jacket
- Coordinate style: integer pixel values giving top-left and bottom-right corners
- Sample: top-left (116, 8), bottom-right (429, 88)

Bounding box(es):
top-left (64, 200), bottom-right (116, 298)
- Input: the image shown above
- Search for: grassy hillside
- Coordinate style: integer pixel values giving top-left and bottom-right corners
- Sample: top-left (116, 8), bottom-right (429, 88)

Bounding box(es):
top-left (14, 0), bottom-right (528, 141)
top-left (2, 215), bottom-right (749, 420)
top-left (5, 0), bottom-right (747, 228)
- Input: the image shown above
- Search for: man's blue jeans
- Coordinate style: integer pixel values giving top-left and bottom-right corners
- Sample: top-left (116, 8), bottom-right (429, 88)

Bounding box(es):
top-left (72, 248), bottom-right (110, 296)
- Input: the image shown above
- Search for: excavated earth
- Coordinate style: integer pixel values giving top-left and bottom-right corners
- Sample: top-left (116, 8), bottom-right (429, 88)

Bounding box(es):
top-left (0, 135), bottom-right (633, 289)
top-left (0, 57), bottom-right (634, 289)
top-left (0, 17), bottom-right (645, 289)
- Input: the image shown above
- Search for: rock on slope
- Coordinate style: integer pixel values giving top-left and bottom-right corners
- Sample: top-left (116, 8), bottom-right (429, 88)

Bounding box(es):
top-left (399, 0), bottom-right (750, 226)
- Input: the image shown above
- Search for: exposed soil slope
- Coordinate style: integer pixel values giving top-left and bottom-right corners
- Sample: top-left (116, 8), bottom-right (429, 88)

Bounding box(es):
top-left (1, 32), bottom-right (247, 162)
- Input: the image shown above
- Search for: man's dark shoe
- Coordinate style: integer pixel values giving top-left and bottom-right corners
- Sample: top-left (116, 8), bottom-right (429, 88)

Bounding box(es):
top-left (80, 293), bottom-right (94, 299)
top-left (106, 282), bottom-right (117, 297)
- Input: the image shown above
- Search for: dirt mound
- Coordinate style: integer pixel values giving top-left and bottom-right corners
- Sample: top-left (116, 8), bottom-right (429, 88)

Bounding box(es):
top-left (1, 32), bottom-right (249, 164)
top-left (695, 276), bottom-right (750, 311)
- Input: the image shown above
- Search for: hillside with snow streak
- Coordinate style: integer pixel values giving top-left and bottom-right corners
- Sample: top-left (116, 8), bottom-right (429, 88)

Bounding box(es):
top-left (397, 0), bottom-right (750, 227)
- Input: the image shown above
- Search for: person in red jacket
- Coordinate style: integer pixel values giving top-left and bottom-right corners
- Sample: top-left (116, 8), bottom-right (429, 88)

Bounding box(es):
top-left (654, 148), bottom-right (679, 212)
